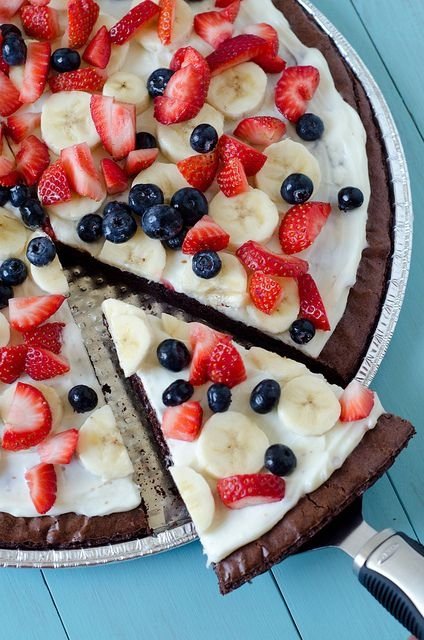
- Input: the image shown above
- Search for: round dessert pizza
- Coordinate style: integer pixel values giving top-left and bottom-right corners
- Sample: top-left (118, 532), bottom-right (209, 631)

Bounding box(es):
top-left (0, 0), bottom-right (413, 591)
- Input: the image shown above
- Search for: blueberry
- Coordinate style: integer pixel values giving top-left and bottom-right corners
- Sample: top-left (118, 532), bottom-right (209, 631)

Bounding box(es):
top-left (296, 113), bottom-right (324, 141)
top-left (0, 258), bottom-right (27, 286)
top-left (128, 183), bottom-right (164, 216)
top-left (77, 214), bottom-right (103, 243)
top-left (264, 444), bottom-right (297, 476)
top-left (147, 68), bottom-right (174, 98)
top-left (207, 383), bottom-right (232, 413)
top-left (20, 199), bottom-right (46, 229)
top-left (157, 339), bottom-right (191, 372)
top-left (162, 379), bottom-right (194, 407)
top-left (289, 318), bottom-right (316, 344)
top-left (338, 186), bottom-right (364, 211)
top-left (135, 131), bottom-right (158, 149)
top-left (26, 236), bottom-right (56, 267)
top-left (68, 385), bottom-right (98, 413)
top-left (0, 283), bottom-right (13, 309)
top-left (0, 24), bottom-right (22, 39)
top-left (51, 47), bottom-right (81, 72)
top-left (2, 35), bottom-right (26, 65)
top-left (281, 173), bottom-right (314, 205)
top-left (103, 200), bottom-right (132, 217)
top-left (192, 250), bottom-right (221, 279)
top-left (190, 124), bottom-right (218, 154)
top-left (141, 204), bottom-right (183, 240)
top-left (250, 379), bottom-right (281, 414)
top-left (162, 228), bottom-right (187, 250)
top-left (102, 209), bottom-right (137, 244)
top-left (170, 187), bottom-right (208, 227)
top-left (0, 187), bottom-right (9, 206)
top-left (9, 184), bottom-right (31, 207)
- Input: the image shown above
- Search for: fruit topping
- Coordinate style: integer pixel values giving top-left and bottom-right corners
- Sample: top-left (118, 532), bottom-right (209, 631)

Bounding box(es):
top-left (49, 67), bottom-right (105, 92)
top-left (193, 4), bottom-right (236, 49)
top-left (136, 132), bottom-right (158, 149)
top-left (297, 273), bottom-right (330, 331)
top-left (218, 134), bottom-right (267, 176)
top-left (289, 318), bottom-right (316, 345)
top-left (19, 40), bottom-right (50, 104)
top-left (177, 151), bottom-right (218, 191)
top-left (20, 198), bottom-right (46, 229)
top-left (2, 33), bottom-right (26, 66)
top-left (296, 112), bottom-right (324, 141)
top-left (0, 283), bottom-right (13, 309)
top-left (157, 338), bottom-right (191, 372)
top-left (206, 34), bottom-right (269, 76)
top-left (16, 135), bottom-right (50, 187)
top-left (0, 258), bottom-right (27, 286)
top-left (189, 323), bottom-right (228, 386)
top-left (250, 379), bottom-right (281, 414)
top-left (141, 204), bottom-right (182, 241)
top-left (125, 148), bottom-right (159, 176)
top-left (25, 462), bottom-right (57, 514)
top-left (234, 116), bottom-right (286, 147)
top-left (207, 340), bottom-right (246, 388)
top-left (82, 25), bottom-right (111, 69)
top-left (278, 201), bottom-right (332, 255)
top-left (9, 294), bottom-right (66, 332)
top-left (190, 124), bottom-right (219, 154)
top-left (242, 23), bottom-right (286, 73)
top-left (25, 346), bottom-right (70, 380)
top-left (100, 158), bottom-right (128, 195)
top-left (6, 112), bottom-right (41, 144)
top-left (236, 240), bottom-right (309, 278)
top-left (162, 379), bottom-right (194, 407)
top-left (38, 160), bottom-right (72, 206)
top-left (90, 95), bottom-right (136, 161)
top-left (68, 0), bottom-right (99, 50)
top-left (182, 215), bottom-right (230, 255)
top-left (264, 444), bottom-right (297, 476)
top-left (207, 382), bottom-right (232, 413)
top-left (102, 207), bottom-right (137, 244)
top-left (0, 70), bottom-right (21, 116)
top-left (154, 59), bottom-right (209, 125)
top-left (20, 5), bottom-right (60, 41)
top-left (26, 235), bottom-right (56, 266)
top-left (77, 213), bottom-right (103, 243)
top-left (217, 473), bottom-right (285, 509)
top-left (192, 250), bottom-right (222, 279)
top-left (275, 65), bottom-right (320, 123)
top-left (248, 271), bottom-right (283, 315)
top-left (339, 380), bottom-right (375, 423)
top-left (170, 187), bottom-right (208, 227)
top-left (129, 183), bottom-right (164, 216)
top-left (68, 384), bottom-right (98, 413)
top-left (146, 67), bottom-right (174, 98)
top-left (281, 173), bottom-right (314, 205)
top-left (23, 322), bottom-right (64, 354)
top-left (217, 157), bottom-right (249, 198)
top-left (38, 429), bottom-right (79, 465)
top-left (109, 0), bottom-right (160, 46)
top-left (9, 184), bottom-right (30, 207)
top-left (158, 0), bottom-right (176, 46)
top-left (2, 381), bottom-right (52, 450)
top-left (338, 186), bottom-right (365, 211)
top-left (51, 47), bottom-right (81, 73)
top-left (60, 142), bottom-right (104, 201)
top-left (162, 401), bottom-right (203, 442)
top-left (0, 344), bottom-right (27, 383)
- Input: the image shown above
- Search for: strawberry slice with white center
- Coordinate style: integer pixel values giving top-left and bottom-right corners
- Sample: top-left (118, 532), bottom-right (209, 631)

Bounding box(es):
top-left (217, 474), bottom-right (285, 509)
top-left (0, 345), bottom-right (28, 384)
top-left (193, 1), bottom-right (240, 49)
top-left (243, 22), bottom-right (286, 73)
top-left (339, 380), bottom-right (375, 423)
top-left (23, 322), bottom-right (65, 355)
top-left (0, 0), bottom-right (26, 18)
top-left (170, 46), bottom-right (211, 84)
top-left (25, 463), bottom-right (57, 514)
top-left (217, 157), bottom-right (249, 197)
top-left (236, 240), bottom-right (309, 278)
top-left (82, 25), bottom-right (111, 69)
top-left (25, 346), bottom-right (70, 381)
top-left (9, 294), bottom-right (66, 332)
top-left (249, 271), bottom-right (284, 315)
top-left (162, 401), bottom-right (203, 442)
top-left (278, 201), bottom-right (332, 254)
top-left (297, 273), bottom-right (330, 331)
top-left (206, 34), bottom-right (269, 76)
top-left (182, 215), bottom-right (230, 255)
top-left (90, 95), bottom-right (136, 161)
top-left (20, 5), bottom-right (61, 41)
top-left (234, 116), bottom-right (286, 146)
top-left (16, 135), bottom-right (50, 187)
top-left (275, 65), bottom-right (320, 123)
top-left (19, 41), bottom-right (51, 105)
top-left (207, 340), bottom-right (246, 388)
top-left (38, 429), bottom-right (79, 464)
top-left (0, 69), bottom-right (22, 117)
top-left (158, 0), bottom-right (176, 46)
top-left (0, 156), bottom-right (17, 187)
top-left (154, 64), bottom-right (208, 125)
top-left (218, 134), bottom-right (267, 176)
top-left (2, 382), bottom-right (52, 451)
top-left (109, 0), bottom-right (160, 45)
top-left (68, 0), bottom-right (100, 49)
top-left (125, 148), bottom-right (158, 176)
top-left (49, 67), bottom-right (105, 93)
top-left (5, 112), bottom-right (41, 144)
top-left (38, 160), bottom-right (72, 206)
top-left (61, 142), bottom-right (105, 201)
top-left (100, 158), bottom-right (129, 195)
top-left (189, 323), bottom-right (229, 386)
top-left (177, 151), bottom-right (218, 191)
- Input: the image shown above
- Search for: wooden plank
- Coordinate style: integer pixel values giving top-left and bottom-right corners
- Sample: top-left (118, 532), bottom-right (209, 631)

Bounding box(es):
top-left (43, 541), bottom-right (300, 640)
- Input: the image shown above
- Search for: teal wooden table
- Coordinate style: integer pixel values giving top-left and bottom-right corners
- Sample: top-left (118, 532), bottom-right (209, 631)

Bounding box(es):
top-left (2, 2), bottom-right (423, 638)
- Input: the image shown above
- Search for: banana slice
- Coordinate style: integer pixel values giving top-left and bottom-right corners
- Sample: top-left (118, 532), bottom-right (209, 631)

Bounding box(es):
top-left (133, 0), bottom-right (193, 51)
top-left (132, 163), bottom-right (189, 202)
top-left (94, 14), bottom-right (130, 76)
top-left (0, 313), bottom-right (10, 348)
top-left (278, 374), bottom-right (341, 436)
top-left (103, 72), bottom-right (150, 115)
top-left (27, 231), bottom-right (69, 295)
top-left (181, 252), bottom-right (248, 309)
top-left (170, 466), bottom-right (215, 534)
top-left (209, 188), bottom-right (279, 248)
top-left (0, 382), bottom-right (63, 430)
top-left (255, 139), bottom-right (321, 208)
top-left (208, 62), bottom-right (267, 120)
top-left (102, 298), bottom-right (147, 322)
top-left (99, 227), bottom-right (167, 281)
top-left (198, 412), bottom-right (269, 479)
top-left (41, 91), bottom-right (101, 156)
top-left (161, 313), bottom-right (190, 342)
top-left (246, 347), bottom-right (308, 383)
top-left (46, 193), bottom-right (106, 222)
top-left (0, 209), bottom-right (28, 260)
top-left (157, 104), bottom-right (224, 164)
top-left (247, 277), bottom-right (299, 334)
top-left (105, 313), bottom-right (152, 377)
top-left (77, 405), bottom-right (134, 480)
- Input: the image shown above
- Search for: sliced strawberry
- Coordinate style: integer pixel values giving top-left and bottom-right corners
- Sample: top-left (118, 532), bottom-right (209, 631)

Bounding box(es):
top-left (217, 157), bottom-right (249, 197)
top-left (256, 53), bottom-right (286, 74)
top-left (0, 34), bottom-right (9, 76)
top-left (28, 0), bottom-right (51, 6)
top-left (236, 240), bottom-right (309, 278)
top-left (278, 201), bottom-right (332, 255)
top-left (170, 46), bottom-right (211, 85)
top-left (61, 142), bottom-right (105, 201)
top-left (38, 160), bottom-right (72, 206)
top-left (0, 0), bottom-right (26, 18)
top-left (109, 0), bottom-right (160, 45)
top-left (177, 151), bottom-right (218, 191)
top-left (217, 474), bottom-right (285, 509)
top-left (90, 95), bottom-right (136, 161)
top-left (242, 22), bottom-right (285, 73)
top-left (0, 124), bottom-right (3, 154)
top-left (206, 34), bottom-right (268, 76)
top-left (215, 0), bottom-right (236, 6)
top-left (25, 346), bottom-right (70, 381)
top-left (125, 148), bottom-right (158, 176)
top-left (207, 340), bottom-right (246, 388)
top-left (49, 67), bottom-right (105, 93)
top-left (38, 429), bottom-right (79, 464)
top-left (218, 134), bottom-right (267, 176)
top-left (25, 463), bottom-right (57, 514)
top-left (19, 41), bottom-right (51, 105)
top-left (249, 271), bottom-right (283, 315)
top-left (100, 158), bottom-right (129, 194)
top-left (158, 0), bottom-right (176, 45)
top-left (189, 322), bottom-right (229, 386)
top-left (2, 382), bottom-right (52, 451)
top-left (297, 273), bottom-right (330, 331)
top-left (82, 25), bottom-right (111, 69)
top-left (20, 5), bottom-right (60, 40)
top-left (234, 116), bottom-right (286, 146)
top-left (0, 70), bottom-right (22, 117)
top-left (23, 322), bottom-right (65, 354)
top-left (16, 135), bottom-right (50, 187)
top-left (5, 112), bottom-right (41, 144)
top-left (155, 64), bottom-right (207, 125)
top-left (9, 295), bottom-right (66, 332)
top-left (68, 0), bottom-right (99, 49)
top-left (339, 380), bottom-right (375, 423)
top-left (220, 0), bottom-right (240, 22)
top-left (275, 65), bottom-right (320, 123)
top-left (0, 168), bottom-right (19, 187)
top-left (182, 215), bottom-right (230, 255)
top-left (194, 9), bottom-right (233, 49)
top-left (162, 401), bottom-right (203, 442)
top-left (0, 156), bottom-right (15, 179)
top-left (0, 345), bottom-right (28, 384)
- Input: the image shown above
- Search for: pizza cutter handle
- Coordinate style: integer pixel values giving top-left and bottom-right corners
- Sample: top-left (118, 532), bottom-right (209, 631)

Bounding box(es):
top-left (355, 531), bottom-right (424, 639)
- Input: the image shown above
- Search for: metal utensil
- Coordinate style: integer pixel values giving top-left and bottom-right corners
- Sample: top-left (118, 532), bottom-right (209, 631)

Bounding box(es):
top-left (302, 499), bottom-right (424, 638)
